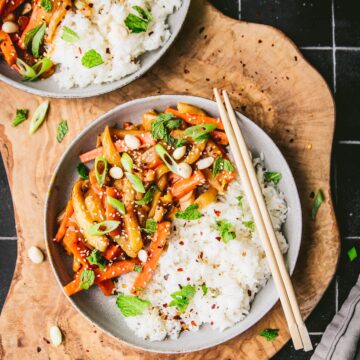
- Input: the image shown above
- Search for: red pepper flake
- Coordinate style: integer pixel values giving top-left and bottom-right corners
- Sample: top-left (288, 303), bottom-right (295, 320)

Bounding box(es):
top-left (186, 277), bottom-right (190, 281)
top-left (247, 290), bottom-right (252, 296)
top-left (215, 236), bottom-right (221, 241)
top-left (210, 321), bottom-right (214, 325)
top-left (191, 321), bottom-right (197, 327)
top-left (179, 241), bottom-right (184, 245)
top-left (173, 315), bottom-right (181, 320)
top-left (163, 303), bottom-right (168, 308)
top-left (214, 209), bottom-right (221, 217)
top-left (211, 304), bottom-right (216, 309)
top-left (177, 268), bottom-right (183, 272)
top-left (164, 274), bottom-right (169, 280)
top-left (164, 315), bottom-right (168, 320)
top-left (198, 251), bottom-right (204, 259)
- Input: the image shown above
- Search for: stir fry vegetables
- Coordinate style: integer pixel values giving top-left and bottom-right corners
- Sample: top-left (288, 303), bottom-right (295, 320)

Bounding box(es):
top-left (0, 0), bottom-right (70, 80)
top-left (56, 102), bottom-right (237, 299)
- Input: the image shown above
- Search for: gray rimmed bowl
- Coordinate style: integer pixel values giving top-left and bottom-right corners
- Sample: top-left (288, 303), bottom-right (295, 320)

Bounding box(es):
top-left (0, 2), bottom-right (190, 98)
top-left (45, 95), bottom-right (302, 353)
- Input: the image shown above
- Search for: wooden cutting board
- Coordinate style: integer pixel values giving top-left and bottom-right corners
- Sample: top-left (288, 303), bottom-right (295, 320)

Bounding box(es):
top-left (0, 1), bottom-right (339, 359)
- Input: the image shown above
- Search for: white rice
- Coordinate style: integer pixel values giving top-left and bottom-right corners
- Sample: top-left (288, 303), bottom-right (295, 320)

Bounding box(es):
top-left (116, 158), bottom-right (288, 341)
top-left (48, 0), bottom-right (181, 88)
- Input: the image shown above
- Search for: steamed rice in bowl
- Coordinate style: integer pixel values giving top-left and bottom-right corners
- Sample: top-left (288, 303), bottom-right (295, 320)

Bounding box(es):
top-left (52, 101), bottom-right (291, 344)
top-left (48, 0), bottom-right (181, 88)
top-left (116, 158), bottom-right (288, 341)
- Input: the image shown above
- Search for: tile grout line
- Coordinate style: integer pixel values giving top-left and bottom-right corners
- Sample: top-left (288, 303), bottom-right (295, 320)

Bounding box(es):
top-left (331, 0), bottom-right (336, 93)
top-left (238, 0), bottom-right (241, 19)
top-left (344, 236), bottom-right (360, 240)
top-left (338, 140), bottom-right (360, 145)
top-left (333, 153), bottom-right (338, 206)
top-left (300, 46), bottom-right (332, 50)
top-left (0, 236), bottom-right (17, 241)
top-left (335, 276), bottom-right (339, 312)
top-left (309, 332), bottom-right (324, 336)
top-left (300, 46), bottom-right (360, 51)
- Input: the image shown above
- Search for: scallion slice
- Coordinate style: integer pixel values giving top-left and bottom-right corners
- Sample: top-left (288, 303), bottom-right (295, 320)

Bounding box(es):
top-left (94, 156), bottom-right (108, 186)
top-left (311, 190), bottom-right (324, 220)
top-left (125, 172), bottom-right (145, 193)
top-left (184, 123), bottom-right (217, 143)
top-left (29, 101), bottom-right (49, 134)
top-left (154, 143), bottom-right (180, 175)
top-left (107, 196), bottom-right (126, 215)
top-left (121, 152), bottom-right (133, 173)
top-left (88, 220), bottom-right (120, 236)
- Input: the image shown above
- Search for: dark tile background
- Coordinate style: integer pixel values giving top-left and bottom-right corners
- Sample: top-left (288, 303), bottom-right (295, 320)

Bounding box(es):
top-left (1, 0), bottom-right (359, 358)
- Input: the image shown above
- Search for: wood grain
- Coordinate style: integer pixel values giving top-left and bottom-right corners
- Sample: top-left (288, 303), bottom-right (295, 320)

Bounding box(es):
top-left (0, 1), bottom-right (339, 359)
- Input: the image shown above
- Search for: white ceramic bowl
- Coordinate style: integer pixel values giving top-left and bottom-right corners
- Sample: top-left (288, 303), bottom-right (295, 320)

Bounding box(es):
top-left (0, 2), bottom-right (190, 98)
top-left (45, 95), bottom-right (302, 353)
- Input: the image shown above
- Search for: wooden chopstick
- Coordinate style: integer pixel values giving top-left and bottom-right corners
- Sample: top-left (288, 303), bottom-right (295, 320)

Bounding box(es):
top-left (213, 88), bottom-right (310, 351)
top-left (221, 90), bottom-right (313, 352)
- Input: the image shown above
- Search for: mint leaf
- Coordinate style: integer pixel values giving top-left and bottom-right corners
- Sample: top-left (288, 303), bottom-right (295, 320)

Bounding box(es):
top-left (86, 249), bottom-right (107, 270)
top-left (151, 113), bottom-right (182, 147)
top-left (41, 0), bottom-right (52, 12)
top-left (311, 190), bottom-right (324, 220)
top-left (201, 284), bottom-right (208, 296)
top-left (116, 294), bottom-right (151, 317)
top-left (143, 219), bottom-right (157, 234)
top-left (259, 328), bottom-right (279, 341)
top-left (237, 195), bottom-right (243, 209)
top-left (77, 162), bottom-right (89, 180)
top-left (213, 157), bottom-right (234, 176)
top-left (12, 109), bottom-right (29, 127)
top-left (56, 119), bottom-right (68, 143)
top-left (169, 285), bottom-right (196, 313)
top-left (348, 246), bottom-right (358, 262)
top-left (264, 171), bottom-right (282, 185)
top-left (135, 184), bottom-right (159, 205)
top-left (133, 264), bottom-right (143, 273)
top-left (124, 6), bottom-right (152, 33)
top-left (244, 220), bottom-right (255, 232)
top-left (61, 26), bottom-right (80, 43)
top-left (215, 219), bottom-right (236, 243)
top-left (79, 269), bottom-right (95, 290)
top-left (175, 204), bottom-right (202, 220)
top-left (81, 49), bottom-right (104, 68)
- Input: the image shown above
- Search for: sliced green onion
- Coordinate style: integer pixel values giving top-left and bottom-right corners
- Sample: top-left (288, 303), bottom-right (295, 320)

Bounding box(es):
top-left (31, 22), bottom-right (46, 57)
top-left (88, 220), bottom-right (120, 236)
top-left (184, 123), bottom-right (217, 143)
top-left (125, 172), bottom-right (145, 193)
top-left (107, 196), bottom-right (126, 215)
top-left (311, 190), bottom-right (324, 220)
top-left (29, 101), bottom-right (49, 134)
top-left (16, 58), bottom-right (36, 80)
top-left (94, 156), bottom-right (108, 186)
top-left (154, 144), bottom-right (180, 175)
top-left (17, 57), bottom-right (53, 81)
top-left (121, 152), bottom-right (133, 173)
top-left (32, 57), bottom-right (53, 79)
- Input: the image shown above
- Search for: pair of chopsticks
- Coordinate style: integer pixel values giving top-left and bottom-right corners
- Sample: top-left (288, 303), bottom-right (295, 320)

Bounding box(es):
top-left (213, 88), bottom-right (313, 351)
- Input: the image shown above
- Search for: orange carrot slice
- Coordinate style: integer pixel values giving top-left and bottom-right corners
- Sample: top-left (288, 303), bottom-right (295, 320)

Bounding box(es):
top-left (171, 170), bottom-right (206, 199)
top-left (165, 108), bottom-right (224, 130)
top-left (55, 200), bottom-right (73, 242)
top-left (132, 222), bottom-right (171, 295)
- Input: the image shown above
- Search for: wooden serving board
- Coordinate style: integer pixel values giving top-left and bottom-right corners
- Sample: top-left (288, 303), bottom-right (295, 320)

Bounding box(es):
top-left (0, 1), bottom-right (339, 359)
